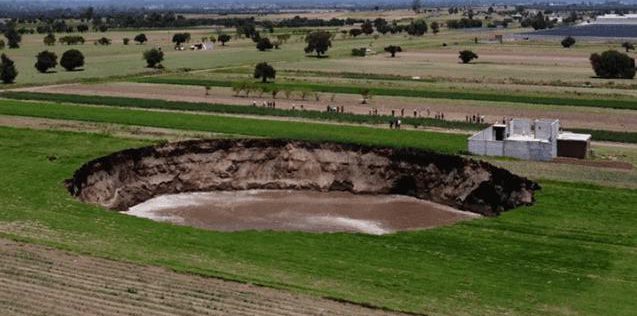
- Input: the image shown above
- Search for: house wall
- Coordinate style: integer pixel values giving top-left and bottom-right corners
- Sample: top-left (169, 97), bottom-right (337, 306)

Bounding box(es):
top-left (557, 140), bottom-right (590, 159)
top-left (503, 140), bottom-right (554, 161)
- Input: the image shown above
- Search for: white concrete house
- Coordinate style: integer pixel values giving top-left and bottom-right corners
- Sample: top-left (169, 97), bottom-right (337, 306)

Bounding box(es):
top-left (468, 119), bottom-right (591, 161)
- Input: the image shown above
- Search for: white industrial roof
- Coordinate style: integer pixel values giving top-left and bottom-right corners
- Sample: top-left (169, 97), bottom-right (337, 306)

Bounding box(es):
top-left (558, 132), bottom-right (591, 141)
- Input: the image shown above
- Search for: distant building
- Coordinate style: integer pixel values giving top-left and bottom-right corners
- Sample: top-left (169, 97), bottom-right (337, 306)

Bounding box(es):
top-left (468, 119), bottom-right (591, 161)
top-left (595, 14), bottom-right (637, 25)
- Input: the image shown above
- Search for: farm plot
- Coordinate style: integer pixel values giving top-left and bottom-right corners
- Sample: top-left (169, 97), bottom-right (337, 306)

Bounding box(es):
top-left (16, 82), bottom-right (637, 132)
top-left (0, 239), bottom-right (403, 316)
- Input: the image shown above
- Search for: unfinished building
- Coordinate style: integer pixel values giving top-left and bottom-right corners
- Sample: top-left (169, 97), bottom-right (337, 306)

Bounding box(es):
top-left (468, 119), bottom-right (591, 161)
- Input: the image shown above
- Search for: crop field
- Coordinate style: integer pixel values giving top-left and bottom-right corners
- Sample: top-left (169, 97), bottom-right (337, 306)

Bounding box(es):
top-left (1, 6), bottom-right (637, 316)
top-left (0, 121), bottom-right (636, 315)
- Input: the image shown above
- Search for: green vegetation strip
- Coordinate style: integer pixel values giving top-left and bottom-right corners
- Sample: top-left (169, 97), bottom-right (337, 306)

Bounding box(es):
top-left (1, 126), bottom-right (636, 315)
top-left (0, 91), bottom-right (484, 131)
top-left (134, 76), bottom-right (637, 111)
top-left (0, 99), bottom-right (466, 154)
top-left (6, 91), bottom-right (634, 144)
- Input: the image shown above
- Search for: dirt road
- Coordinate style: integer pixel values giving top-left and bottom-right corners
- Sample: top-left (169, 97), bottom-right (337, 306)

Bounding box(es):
top-left (0, 239), bottom-right (408, 316)
top-left (19, 82), bottom-right (637, 132)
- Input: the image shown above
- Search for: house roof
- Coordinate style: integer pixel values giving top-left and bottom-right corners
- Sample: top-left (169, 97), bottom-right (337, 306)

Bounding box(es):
top-left (558, 132), bottom-right (592, 142)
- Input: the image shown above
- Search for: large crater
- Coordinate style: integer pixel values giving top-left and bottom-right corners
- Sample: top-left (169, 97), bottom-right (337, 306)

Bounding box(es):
top-left (66, 139), bottom-right (539, 217)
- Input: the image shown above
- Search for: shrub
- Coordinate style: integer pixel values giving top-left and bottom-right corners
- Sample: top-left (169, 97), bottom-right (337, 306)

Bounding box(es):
top-left (95, 37), bottom-right (111, 46)
top-left (349, 29), bottom-right (363, 37)
top-left (351, 48), bottom-right (366, 57)
top-left (143, 48), bottom-right (164, 68)
top-left (59, 36), bottom-right (85, 45)
top-left (256, 38), bottom-right (273, 51)
top-left (134, 34), bottom-right (148, 45)
top-left (459, 50), bottom-right (479, 63)
top-left (406, 19), bottom-right (428, 36)
top-left (561, 36), bottom-right (576, 48)
top-left (0, 54), bottom-right (18, 83)
top-left (60, 49), bottom-right (85, 71)
top-left (34, 50), bottom-right (57, 73)
top-left (590, 50), bottom-right (636, 79)
top-left (123, 38), bottom-right (130, 45)
top-left (43, 33), bottom-right (56, 46)
top-left (4, 28), bottom-right (21, 48)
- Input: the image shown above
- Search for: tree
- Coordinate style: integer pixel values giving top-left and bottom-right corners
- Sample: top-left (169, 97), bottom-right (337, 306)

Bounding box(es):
top-left (0, 54), bottom-right (18, 83)
top-left (254, 62), bottom-right (276, 83)
top-left (590, 50), bottom-right (636, 79)
top-left (172, 33), bottom-right (191, 47)
top-left (349, 28), bottom-right (363, 37)
top-left (561, 36), bottom-right (576, 48)
top-left (97, 25), bottom-right (108, 32)
top-left (34, 50), bottom-right (57, 73)
top-left (60, 49), bottom-right (85, 71)
top-left (134, 33), bottom-right (148, 45)
top-left (622, 42), bottom-right (635, 53)
top-left (431, 21), bottom-right (440, 34)
top-left (256, 37), bottom-right (273, 51)
top-left (459, 50), bottom-right (479, 63)
top-left (304, 31), bottom-right (332, 57)
top-left (143, 48), bottom-right (164, 68)
top-left (361, 21), bottom-right (374, 35)
top-left (76, 24), bottom-right (89, 33)
top-left (412, 0), bottom-right (422, 13)
top-left (43, 33), bottom-right (56, 46)
top-left (407, 19), bottom-right (428, 36)
top-left (218, 34), bottom-right (231, 46)
top-left (384, 45), bottom-right (402, 57)
top-left (0, 40), bottom-right (4, 50)
top-left (4, 28), bottom-right (22, 49)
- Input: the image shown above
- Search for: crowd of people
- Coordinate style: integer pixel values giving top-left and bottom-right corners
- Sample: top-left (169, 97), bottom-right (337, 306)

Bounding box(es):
top-left (248, 98), bottom-right (497, 129)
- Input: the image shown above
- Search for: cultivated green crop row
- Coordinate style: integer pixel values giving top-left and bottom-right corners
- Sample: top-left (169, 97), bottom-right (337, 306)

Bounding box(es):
top-left (0, 98), bottom-right (467, 154)
top-left (134, 76), bottom-right (637, 111)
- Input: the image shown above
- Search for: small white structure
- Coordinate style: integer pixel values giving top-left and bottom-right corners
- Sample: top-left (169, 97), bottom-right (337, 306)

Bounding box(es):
top-left (595, 14), bottom-right (637, 24)
top-left (468, 119), bottom-right (591, 161)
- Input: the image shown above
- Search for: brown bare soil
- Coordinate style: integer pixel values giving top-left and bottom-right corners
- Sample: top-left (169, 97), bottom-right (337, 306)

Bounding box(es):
top-left (0, 115), bottom-right (229, 140)
top-left (552, 157), bottom-right (634, 170)
top-left (126, 190), bottom-right (479, 235)
top-left (19, 82), bottom-right (637, 132)
top-left (0, 239), bottom-right (409, 316)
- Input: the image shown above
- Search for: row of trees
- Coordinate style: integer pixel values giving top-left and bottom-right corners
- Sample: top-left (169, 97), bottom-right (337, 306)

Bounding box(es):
top-left (34, 49), bottom-right (85, 73)
top-left (0, 49), bottom-right (85, 84)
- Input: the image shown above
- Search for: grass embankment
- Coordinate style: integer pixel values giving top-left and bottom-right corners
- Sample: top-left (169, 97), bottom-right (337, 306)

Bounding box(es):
top-left (0, 91), bottom-right (485, 131)
top-left (6, 91), bottom-right (636, 144)
top-left (0, 126), bottom-right (636, 315)
top-left (134, 76), bottom-right (637, 111)
top-left (0, 98), bottom-right (466, 154)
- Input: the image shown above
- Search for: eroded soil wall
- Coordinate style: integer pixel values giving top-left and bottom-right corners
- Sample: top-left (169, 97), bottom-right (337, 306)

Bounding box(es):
top-left (66, 139), bottom-right (539, 216)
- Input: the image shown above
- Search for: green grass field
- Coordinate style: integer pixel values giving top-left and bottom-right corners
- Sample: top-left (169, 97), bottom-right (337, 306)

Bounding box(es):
top-left (0, 99), bottom-right (467, 154)
top-left (0, 126), bottom-right (636, 315)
